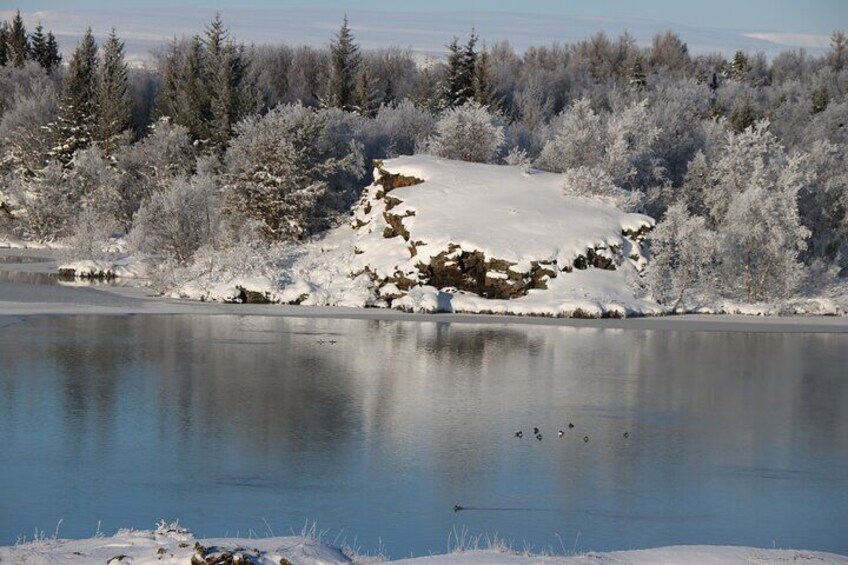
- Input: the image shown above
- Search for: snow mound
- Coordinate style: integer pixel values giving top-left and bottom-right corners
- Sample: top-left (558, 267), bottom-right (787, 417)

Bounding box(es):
top-left (336, 155), bottom-right (659, 317)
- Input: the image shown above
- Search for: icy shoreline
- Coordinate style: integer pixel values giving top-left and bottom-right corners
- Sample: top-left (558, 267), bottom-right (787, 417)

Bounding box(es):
top-left (1, 247), bottom-right (847, 333)
top-left (2, 527), bottom-right (846, 565)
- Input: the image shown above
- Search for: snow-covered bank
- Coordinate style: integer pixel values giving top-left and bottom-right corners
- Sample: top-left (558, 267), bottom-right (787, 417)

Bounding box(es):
top-left (2, 526), bottom-right (846, 565)
top-left (148, 156), bottom-right (663, 317)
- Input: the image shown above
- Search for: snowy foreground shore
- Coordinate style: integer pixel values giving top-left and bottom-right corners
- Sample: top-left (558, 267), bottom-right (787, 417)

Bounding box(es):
top-left (2, 527), bottom-right (847, 565)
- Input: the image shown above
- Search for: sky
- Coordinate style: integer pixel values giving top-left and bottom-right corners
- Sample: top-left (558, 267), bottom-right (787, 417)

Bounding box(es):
top-left (2, 0), bottom-right (845, 61)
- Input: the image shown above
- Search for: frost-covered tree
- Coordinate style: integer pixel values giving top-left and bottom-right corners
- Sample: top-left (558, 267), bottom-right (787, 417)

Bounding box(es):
top-left (0, 74), bottom-right (57, 177)
top-left (536, 98), bottom-right (604, 172)
top-left (327, 17), bottom-right (361, 111)
top-left (799, 139), bottom-right (848, 265)
top-left (223, 104), bottom-right (365, 241)
top-left (372, 99), bottom-right (436, 157)
top-left (678, 150), bottom-right (710, 216)
top-left (11, 162), bottom-right (80, 241)
top-left (604, 99), bottom-right (660, 187)
top-left (428, 101), bottom-right (504, 163)
top-left (828, 30), bottom-right (847, 73)
top-left (649, 31), bottom-right (690, 76)
top-left (129, 170), bottom-right (219, 265)
top-left (561, 165), bottom-right (642, 212)
top-left (719, 154), bottom-right (810, 301)
top-left (51, 28), bottom-right (99, 165)
top-left (647, 203), bottom-right (716, 310)
top-left (97, 29), bottom-right (131, 154)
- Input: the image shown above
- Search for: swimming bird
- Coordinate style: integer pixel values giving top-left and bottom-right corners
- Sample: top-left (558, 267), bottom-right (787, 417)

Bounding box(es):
top-left (558, 430), bottom-right (564, 437)
top-left (535, 433), bottom-right (543, 441)
top-left (515, 431), bottom-right (523, 438)
top-left (568, 423), bottom-right (575, 429)
top-left (623, 432), bottom-right (630, 439)
top-left (533, 427), bottom-right (540, 435)
top-left (583, 436), bottom-right (590, 442)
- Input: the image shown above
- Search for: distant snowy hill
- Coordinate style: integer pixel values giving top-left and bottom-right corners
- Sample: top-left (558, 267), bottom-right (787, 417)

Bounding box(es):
top-left (274, 156), bottom-right (661, 318)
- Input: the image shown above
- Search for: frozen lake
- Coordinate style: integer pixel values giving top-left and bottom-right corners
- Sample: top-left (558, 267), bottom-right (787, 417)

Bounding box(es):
top-left (1, 312), bottom-right (847, 557)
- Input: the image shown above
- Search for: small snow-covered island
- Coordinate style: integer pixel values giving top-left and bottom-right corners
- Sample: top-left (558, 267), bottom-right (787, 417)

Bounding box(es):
top-left (1, 4), bottom-right (847, 565)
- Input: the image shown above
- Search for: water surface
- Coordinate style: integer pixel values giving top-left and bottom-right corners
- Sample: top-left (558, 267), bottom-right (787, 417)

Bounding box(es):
top-left (0, 315), bottom-right (846, 557)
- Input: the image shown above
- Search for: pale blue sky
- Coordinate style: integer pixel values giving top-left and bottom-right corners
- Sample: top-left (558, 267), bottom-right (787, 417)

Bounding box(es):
top-left (11, 0), bottom-right (846, 34)
top-left (3, 0), bottom-right (845, 61)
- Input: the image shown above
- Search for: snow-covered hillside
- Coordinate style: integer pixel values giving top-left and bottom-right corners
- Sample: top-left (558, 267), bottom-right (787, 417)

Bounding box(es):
top-left (282, 156), bottom-right (660, 317)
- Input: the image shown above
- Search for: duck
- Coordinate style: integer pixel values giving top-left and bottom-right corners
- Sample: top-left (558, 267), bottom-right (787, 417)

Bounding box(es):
top-left (558, 430), bottom-right (564, 437)
top-left (533, 427), bottom-right (540, 435)
top-left (583, 436), bottom-right (590, 443)
top-left (515, 431), bottom-right (523, 438)
top-left (623, 432), bottom-right (630, 439)
top-left (567, 423), bottom-right (575, 429)
top-left (535, 433), bottom-right (543, 441)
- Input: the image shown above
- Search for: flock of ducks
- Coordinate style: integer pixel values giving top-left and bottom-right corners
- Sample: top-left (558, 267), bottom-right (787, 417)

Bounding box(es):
top-left (515, 425), bottom-right (630, 443)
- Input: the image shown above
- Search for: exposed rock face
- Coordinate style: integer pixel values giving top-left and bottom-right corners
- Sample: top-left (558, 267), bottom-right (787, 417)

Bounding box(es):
top-left (235, 286), bottom-right (274, 304)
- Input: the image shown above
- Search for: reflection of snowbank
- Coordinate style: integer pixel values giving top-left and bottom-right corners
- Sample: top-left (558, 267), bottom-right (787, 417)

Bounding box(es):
top-left (2, 525), bottom-right (845, 564)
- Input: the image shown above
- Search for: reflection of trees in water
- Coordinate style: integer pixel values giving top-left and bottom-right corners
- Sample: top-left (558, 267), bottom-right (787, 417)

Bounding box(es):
top-left (133, 315), bottom-right (363, 469)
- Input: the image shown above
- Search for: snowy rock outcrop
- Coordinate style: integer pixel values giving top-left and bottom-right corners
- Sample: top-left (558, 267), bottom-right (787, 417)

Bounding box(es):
top-left (335, 156), bottom-right (659, 317)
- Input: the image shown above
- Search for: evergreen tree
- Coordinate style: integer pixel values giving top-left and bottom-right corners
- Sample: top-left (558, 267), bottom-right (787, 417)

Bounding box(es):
top-left (441, 37), bottom-right (464, 108)
top-left (442, 31), bottom-right (478, 108)
top-left (30, 24), bottom-right (62, 73)
top-left (413, 63), bottom-right (440, 112)
top-left (729, 50), bottom-right (749, 81)
top-left (7, 11), bottom-right (29, 68)
top-left (178, 36), bottom-right (211, 141)
top-left (45, 32), bottom-right (61, 71)
top-left (51, 28), bottom-right (99, 165)
top-left (0, 22), bottom-right (8, 67)
top-left (97, 29), bottom-right (131, 154)
top-left (629, 55), bottom-right (647, 90)
top-left (353, 63), bottom-right (379, 117)
top-left (204, 14), bottom-right (256, 147)
top-left (472, 47), bottom-right (499, 111)
top-left (328, 16), bottom-right (361, 111)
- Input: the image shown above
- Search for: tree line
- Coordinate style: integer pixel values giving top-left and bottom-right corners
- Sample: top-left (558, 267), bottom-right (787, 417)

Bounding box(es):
top-left (0, 13), bottom-right (846, 306)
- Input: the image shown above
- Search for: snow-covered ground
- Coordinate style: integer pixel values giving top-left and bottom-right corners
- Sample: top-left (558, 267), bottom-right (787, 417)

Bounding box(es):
top-left (2, 526), bottom-right (846, 565)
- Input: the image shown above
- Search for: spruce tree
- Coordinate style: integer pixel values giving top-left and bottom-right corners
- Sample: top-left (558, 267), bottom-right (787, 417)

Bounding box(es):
top-left (472, 48), bottom-right (499, 111)
top-left (629, 56), bottom-right (647, 90)
top-left (46, 31), bottom-right (61, 70)
top-left (328, 16), bottom-right (361, 111)
top-left (353, 63), bottom-right (379, 117)
top-left (98, 29), bottom-right (131, 154)
top-left (51, 28), bottom-right (99, 165)
top-left (180, 36), bottom-right (211, 141)
top-left (7, 11), bottom-right (29, 68)
top-left (203, 14), bottom-right (255, 147)
top-left (442, 32), bottom-right (478, 108)
top-left (0, 22), bottom-right (8, 67)
top-left (30, 25), bottom-right (62, 73)
top-left (729, 50), bottom-right (749, 81)
top-left (30, 24), bottom-right (47, 67)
